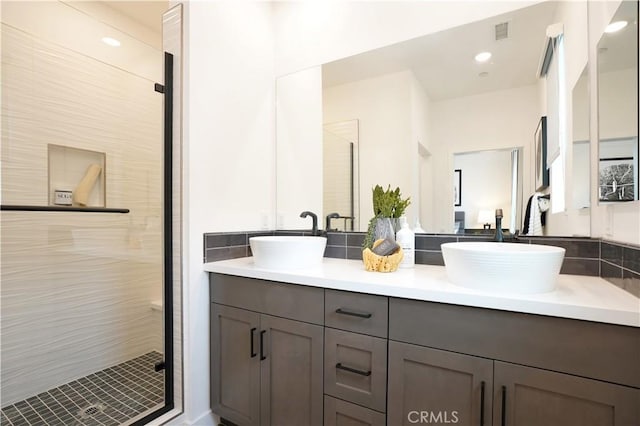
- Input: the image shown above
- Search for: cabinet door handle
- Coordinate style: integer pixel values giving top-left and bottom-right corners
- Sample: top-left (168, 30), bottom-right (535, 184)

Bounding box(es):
top-left (250, 327), bottom-right (257, 358)
top-left (260, 330), bottom-right (267, 361)
top-left (335, 308), bottom-right (372, 318)
top-left (480, 381), bottom-right (485, 426)
top-left (335, 362), bottom-right (371, 376)
top-left (501, 385), bottom-right (507, 426)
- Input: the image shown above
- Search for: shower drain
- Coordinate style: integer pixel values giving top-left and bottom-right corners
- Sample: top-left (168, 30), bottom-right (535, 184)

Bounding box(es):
top-left (77, 403), bottom-right (105, 419)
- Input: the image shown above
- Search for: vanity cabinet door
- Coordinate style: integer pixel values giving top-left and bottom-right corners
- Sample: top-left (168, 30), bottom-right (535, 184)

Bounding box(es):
top-left (259, 314), bottom-right (324, 426)
top-left (493, 361), bottom-right (640, 426)
top-left (388, 341), bottom-right (493, 426)
top-left (210, 304), bottom-right (261, 426)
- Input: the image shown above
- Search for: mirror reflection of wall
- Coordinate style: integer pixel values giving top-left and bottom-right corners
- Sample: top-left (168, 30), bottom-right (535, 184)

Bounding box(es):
top-left (323, 70), bottom-right (424, 231)
top-left (572, 66), bottom-right (590, 209)
top-left (276, 67), bottom-right (323, 230)
top-left (453, 148), bottom-right (522, 233)
top-left (323, 120), bottom-right (359, 231)
top-left (597, 0), bottom-right (639, 203)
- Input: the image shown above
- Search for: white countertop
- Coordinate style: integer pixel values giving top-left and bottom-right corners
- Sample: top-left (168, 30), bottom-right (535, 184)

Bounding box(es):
top-left (204, 257), bottom-right (640, 327)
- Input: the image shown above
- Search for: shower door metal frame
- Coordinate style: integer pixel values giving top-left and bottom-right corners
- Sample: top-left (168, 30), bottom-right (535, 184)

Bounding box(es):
top-left (132, 49), bottom-right (175, 426)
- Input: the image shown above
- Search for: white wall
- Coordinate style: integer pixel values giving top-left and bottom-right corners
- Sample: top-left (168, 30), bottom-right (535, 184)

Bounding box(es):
top-left (588, 0), bottom-right (639, 245)
top-left (180, 2), bottom-right (275, 425)
top-left (323, 71), bottom-right (416, 229)
top-left (273, 1), bottom-right (541, 77)
top-left (428, 84), bottom-right (539, 233)
top-left (1, 1), bottom-right (163, 406)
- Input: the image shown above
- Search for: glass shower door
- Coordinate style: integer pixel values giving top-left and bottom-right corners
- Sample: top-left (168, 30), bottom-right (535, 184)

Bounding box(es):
top-left (0, 2), bottom-right (178, 424)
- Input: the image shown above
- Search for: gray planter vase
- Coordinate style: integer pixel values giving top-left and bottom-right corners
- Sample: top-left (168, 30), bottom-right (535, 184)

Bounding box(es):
top-left (373, 217), bottom-right (396, 242)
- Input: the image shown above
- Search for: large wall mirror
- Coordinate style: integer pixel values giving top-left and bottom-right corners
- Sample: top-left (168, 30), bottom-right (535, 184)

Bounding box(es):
top-left (596, 0), bottom-right (638, 203)
top-left (276, 1), bottom-right (591, 237)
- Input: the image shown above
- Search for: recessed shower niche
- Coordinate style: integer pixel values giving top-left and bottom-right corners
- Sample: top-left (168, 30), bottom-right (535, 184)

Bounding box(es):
top-left (48, 144), bottom-right (106, 207)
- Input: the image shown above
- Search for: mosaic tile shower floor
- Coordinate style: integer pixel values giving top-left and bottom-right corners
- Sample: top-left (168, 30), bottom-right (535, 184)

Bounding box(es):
top-left (1, 352), bottom-right (164, 426)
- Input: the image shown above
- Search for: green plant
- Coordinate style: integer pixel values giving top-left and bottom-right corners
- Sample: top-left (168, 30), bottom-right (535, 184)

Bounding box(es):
top-left (372, 184), bottom-right (411, 218)
top-left (363, 185), bottom-right (411, 250)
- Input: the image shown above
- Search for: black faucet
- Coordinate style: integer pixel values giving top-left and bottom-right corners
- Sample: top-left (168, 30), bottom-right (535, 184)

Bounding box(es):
top-left (325, 212), bottom-right (340, 232)
top-left (300, 211), bottom-right (319, 236)
top-left (494, 209), bottom-right (504, 242)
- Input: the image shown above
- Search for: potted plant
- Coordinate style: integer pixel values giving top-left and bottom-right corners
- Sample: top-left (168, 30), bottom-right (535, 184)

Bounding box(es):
top-left (363, 185), bottom-right (411, 250)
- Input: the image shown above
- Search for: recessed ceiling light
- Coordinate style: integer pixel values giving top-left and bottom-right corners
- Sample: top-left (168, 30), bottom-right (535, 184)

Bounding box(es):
top-left (605, 21), bottom-right (628, 33)
top-left (474, 52), bottom-right (492, 63)
top-left (101, 37), bottom-right (121, 47)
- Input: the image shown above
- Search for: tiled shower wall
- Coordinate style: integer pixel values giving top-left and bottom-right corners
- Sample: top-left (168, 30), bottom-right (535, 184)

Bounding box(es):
top-left (204, 231), bottom-right (640, 298)
top-left (1, 22), bottom-right (162, 405)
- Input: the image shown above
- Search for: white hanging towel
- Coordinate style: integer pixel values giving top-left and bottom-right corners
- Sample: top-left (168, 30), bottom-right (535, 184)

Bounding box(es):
top-left (527, 193), bottom-right (544, 236)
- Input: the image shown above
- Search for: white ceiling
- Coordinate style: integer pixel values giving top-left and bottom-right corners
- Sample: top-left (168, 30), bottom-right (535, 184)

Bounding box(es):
top-left (101, 0), bottom-right (168, 35)
top-left (323, 1), bottom-right (560, 101)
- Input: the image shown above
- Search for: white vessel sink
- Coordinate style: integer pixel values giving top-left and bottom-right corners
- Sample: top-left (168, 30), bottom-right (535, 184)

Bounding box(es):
top-left (249, 236), bottom-right (327, 270)
top-left (441, 242), bottom-right (565, 294)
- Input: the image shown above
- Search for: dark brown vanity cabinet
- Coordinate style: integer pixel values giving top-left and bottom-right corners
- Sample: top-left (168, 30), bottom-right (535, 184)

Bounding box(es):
top-left (389, 298), bottom-right (640, 426)
top-left (387, 341), bottom-right (639, 426)
top-left (210, 275), bottom-right (324, 426)
top-left (209, 274), bottom-right (640, 426)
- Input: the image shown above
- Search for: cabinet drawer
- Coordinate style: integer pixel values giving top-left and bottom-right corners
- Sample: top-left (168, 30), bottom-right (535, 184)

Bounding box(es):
top-left (325, 290), bottom-right (388, 338)
top-left (210, 273), bottom-right (324, 325)
top-left (324, 396), bottom-right (386, 426)
top-left (324, 328), bottom-right (387, 412)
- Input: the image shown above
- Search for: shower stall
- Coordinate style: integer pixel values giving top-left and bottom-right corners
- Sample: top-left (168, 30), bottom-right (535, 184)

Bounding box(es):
top-left (0, 2), bottom-right (180, 425)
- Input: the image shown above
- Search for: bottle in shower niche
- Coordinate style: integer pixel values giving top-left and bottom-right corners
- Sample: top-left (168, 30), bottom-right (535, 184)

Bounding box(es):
top-left (396, 216), bottom-right (415, 268)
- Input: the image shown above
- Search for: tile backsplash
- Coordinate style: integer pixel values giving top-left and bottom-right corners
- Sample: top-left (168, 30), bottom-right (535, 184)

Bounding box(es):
top-left (203, 231), bottom-right (640, 298)
top-left (599, 241), bottom-right (640, 298)
top-left (204, 230), bottom-right (310, 263)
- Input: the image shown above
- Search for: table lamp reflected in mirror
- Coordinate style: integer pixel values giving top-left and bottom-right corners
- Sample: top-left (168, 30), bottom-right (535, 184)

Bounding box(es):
top-left (478, 210), bottom-right (494, 230)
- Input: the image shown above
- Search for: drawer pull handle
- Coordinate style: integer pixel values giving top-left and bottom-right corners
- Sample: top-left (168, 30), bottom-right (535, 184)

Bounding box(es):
top-left (501, 385), bottom-right (507, 426)
top-left (335, 308), bottom-right (372, 319)
top-left (480, 381), bottom-right (485, 426)
top-left (250, 327), bottom-right (257, 358)
top-left (336, 363), bottom-right (371, 376)
top-left (260, 330), bottom-right (267, 361)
